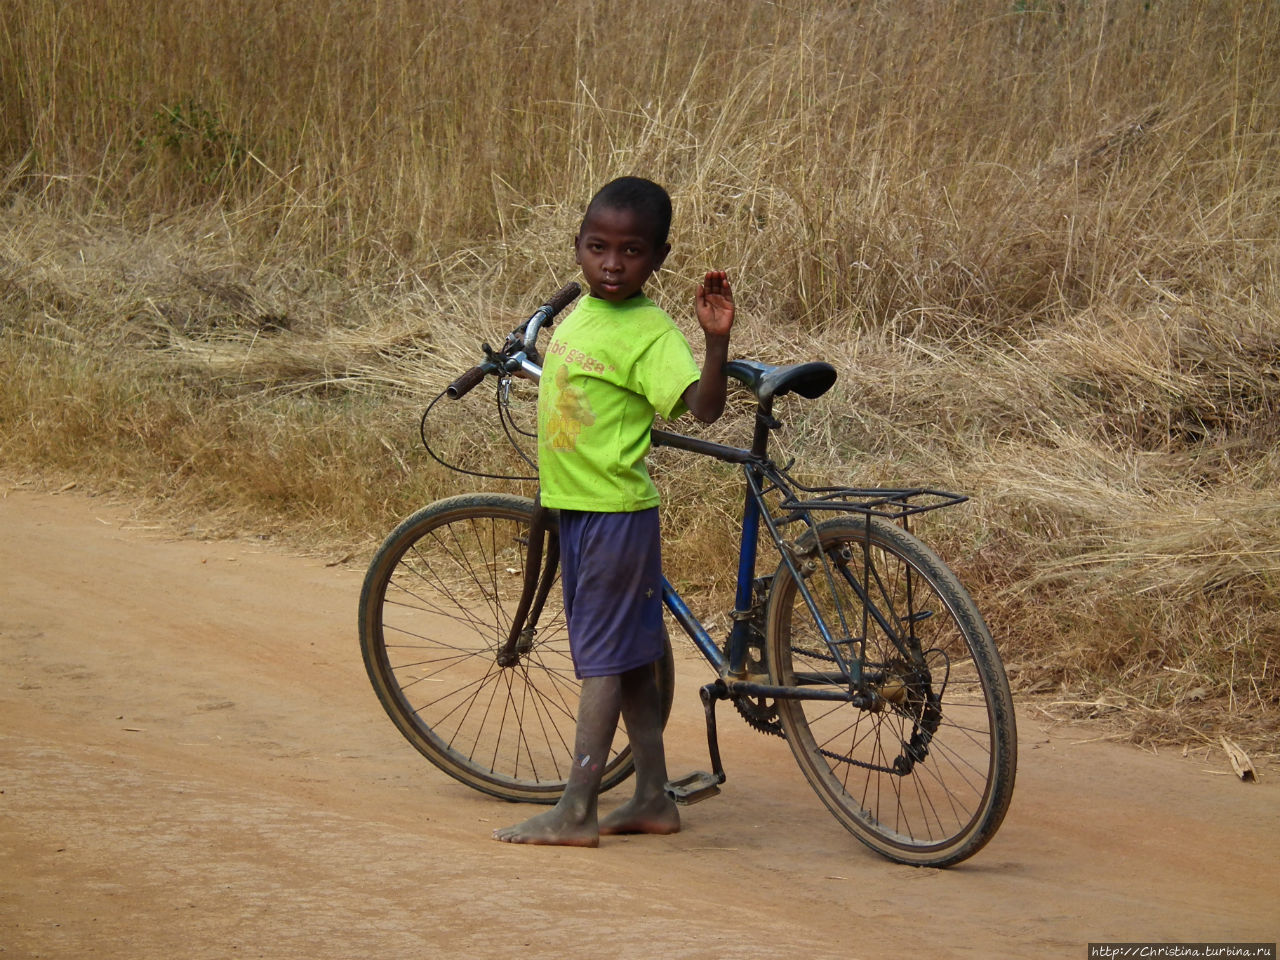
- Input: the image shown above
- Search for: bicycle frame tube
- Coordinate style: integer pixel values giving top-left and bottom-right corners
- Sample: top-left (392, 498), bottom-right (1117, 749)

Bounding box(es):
top-left (734, 493), bottom-right (761, 615)
top-left (652, 428), bottom-right (759, 677)
top-left (651, 426), bottom-right (864, 690)
top-left (724, 489), bottom-right (761, 675)
top-left (661, 578), bottom-right (726, 670)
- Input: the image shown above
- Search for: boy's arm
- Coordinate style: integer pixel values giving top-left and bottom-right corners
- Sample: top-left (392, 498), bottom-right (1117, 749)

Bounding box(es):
top-left (682, 271), bottom-right (735, 424)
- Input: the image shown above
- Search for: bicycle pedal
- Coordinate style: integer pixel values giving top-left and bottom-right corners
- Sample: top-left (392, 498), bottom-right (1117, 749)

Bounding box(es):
top-left (665, 770), bottom-right (725, 805)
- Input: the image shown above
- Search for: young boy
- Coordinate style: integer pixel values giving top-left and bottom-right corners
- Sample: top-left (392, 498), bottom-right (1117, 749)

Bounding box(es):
top-left (493, 176), bottom-right (734, 847)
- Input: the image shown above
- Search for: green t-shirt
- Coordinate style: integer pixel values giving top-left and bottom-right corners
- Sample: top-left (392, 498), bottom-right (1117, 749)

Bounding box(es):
top-left (538, 294), bottom-right (700, 511)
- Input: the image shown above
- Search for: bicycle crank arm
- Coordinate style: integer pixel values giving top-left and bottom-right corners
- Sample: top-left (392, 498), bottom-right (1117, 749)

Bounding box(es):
top-left (664, 681), bottom-right (730, 805)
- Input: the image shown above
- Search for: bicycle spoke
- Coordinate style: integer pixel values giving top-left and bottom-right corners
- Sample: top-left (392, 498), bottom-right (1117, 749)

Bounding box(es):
top-left (360, 494), bottom-right (675, 803)
top-left (768, 515), bottom-right (1015, 866)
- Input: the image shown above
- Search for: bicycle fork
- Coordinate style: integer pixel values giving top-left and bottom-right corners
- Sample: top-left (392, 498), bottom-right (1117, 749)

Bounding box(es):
top-left (496, 502), bottom-right (558, 668)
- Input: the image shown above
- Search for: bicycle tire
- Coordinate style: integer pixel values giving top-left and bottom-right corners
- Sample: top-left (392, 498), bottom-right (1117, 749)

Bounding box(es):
top-left (360, 492), bottom-right (676, 803)
top-left (765, 515), bottom-right (1016, 867)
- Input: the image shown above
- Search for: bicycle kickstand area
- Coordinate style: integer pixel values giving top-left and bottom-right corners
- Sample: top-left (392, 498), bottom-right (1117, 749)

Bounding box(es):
top-left (664, 680), bottom-right (730, 805)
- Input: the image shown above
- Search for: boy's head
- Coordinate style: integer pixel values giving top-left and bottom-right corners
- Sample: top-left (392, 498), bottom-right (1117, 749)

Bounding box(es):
top-left (574, 177), bottom-right (672, 303)
top-left (581, 177), bottom-right (672, 248)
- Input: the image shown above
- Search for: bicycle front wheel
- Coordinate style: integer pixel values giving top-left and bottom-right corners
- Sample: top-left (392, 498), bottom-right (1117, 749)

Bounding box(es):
top-left (359, 492), bottom-right (674, 803)
top-left (765, 515), bottom-right (1016, 867)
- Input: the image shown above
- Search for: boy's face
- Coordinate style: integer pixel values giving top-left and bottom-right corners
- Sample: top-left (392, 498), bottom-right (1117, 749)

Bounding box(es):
top-left (573, 205), bottom-right (670, 303)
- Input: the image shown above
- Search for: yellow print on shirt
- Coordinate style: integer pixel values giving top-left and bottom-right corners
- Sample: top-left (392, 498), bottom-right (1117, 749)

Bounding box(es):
top-left (547, 338), bottom-right (608, 374)
top-left (546, 364), bottom-right (595, 451)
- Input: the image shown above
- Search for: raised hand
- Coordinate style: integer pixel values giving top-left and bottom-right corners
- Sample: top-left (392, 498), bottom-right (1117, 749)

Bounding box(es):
top-left (695, 270), bottom-right (735, 339)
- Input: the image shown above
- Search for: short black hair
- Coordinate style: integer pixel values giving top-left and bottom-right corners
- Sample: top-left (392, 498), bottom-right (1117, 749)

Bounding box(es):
top-left (582, 176), bottom-right (673, 248)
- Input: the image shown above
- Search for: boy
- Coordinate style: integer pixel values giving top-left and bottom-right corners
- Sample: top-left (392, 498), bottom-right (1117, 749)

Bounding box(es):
top-left (493, 176), bottom-right (734, 847)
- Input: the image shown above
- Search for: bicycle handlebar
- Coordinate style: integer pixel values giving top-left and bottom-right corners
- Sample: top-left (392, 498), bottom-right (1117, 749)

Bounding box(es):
top-left (445, 362), bottom-right (492, 399)
top-left (540, 281), bottom-right (583, 320)
top-left (445, 281), bottom-right (581, 400)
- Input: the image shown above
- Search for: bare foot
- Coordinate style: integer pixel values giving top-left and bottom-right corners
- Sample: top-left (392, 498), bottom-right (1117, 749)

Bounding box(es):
top-left (598, 795), bottom-right (681, 836)
top-left (492, 807), bottom-right (599, 847)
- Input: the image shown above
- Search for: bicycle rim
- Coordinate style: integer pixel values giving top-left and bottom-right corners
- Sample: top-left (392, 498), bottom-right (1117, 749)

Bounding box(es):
top-left (766, 516), bottom-right (1016, 866)
top-left (359, 492), bottom-right (645, 802)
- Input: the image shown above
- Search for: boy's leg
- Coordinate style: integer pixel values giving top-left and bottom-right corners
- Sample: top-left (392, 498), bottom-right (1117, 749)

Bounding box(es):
top-left (492, 674), bottom-right (620, 846)
top-left (598, 658), bottom-right (680, 836)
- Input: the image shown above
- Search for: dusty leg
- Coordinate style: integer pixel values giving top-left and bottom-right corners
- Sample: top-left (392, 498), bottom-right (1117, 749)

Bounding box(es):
top-left (599, 659), bottom-right (680, 836)
top-left (492, 675), bottom-right (620, 846)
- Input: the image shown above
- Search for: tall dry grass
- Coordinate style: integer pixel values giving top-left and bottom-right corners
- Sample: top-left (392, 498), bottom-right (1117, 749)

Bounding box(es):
top-left (2, 0), bottom-right (1278, 754)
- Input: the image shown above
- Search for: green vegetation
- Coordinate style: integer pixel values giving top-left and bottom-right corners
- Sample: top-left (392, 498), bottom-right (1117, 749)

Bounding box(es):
top-left (2, 0), bottom-right (1277, 754)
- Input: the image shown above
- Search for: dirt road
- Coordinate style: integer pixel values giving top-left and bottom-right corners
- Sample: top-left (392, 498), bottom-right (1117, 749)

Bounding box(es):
top-left (1, 488), bottom-right (1276, 959)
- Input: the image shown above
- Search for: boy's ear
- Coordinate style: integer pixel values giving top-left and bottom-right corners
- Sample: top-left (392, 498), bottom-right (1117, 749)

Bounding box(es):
top-left (572, 233), bottom-right (582, 265)
top-left (653, 242), bottom-right (671, 270)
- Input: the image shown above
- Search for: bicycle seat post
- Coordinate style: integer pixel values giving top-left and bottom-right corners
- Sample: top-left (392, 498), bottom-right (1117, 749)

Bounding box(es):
top-left (750, 395), bottom-right (777, 459)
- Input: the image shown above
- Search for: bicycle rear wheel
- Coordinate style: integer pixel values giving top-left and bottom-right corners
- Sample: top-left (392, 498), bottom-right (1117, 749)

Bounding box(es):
top-left (765, 515), bottom-right (1016, 867)
top-left (359, 492), bottom-right (675, 803)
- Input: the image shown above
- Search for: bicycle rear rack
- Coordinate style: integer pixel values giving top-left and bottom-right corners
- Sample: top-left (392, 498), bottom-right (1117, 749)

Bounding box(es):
top-left (777, 486), bottom-right (967, 522)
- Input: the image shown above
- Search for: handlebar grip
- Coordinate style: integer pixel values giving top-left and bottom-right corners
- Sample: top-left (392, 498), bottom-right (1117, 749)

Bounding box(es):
top-left (450, 284), bottom-right (579, 399)
top-left (446, 363), bottom-right (491, 400)
top-left (542, 281), bottom-right (581, 319)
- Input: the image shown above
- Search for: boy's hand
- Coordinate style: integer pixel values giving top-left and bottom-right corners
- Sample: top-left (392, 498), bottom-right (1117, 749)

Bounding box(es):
top-left (683, 271), bottom-right (734, 424)
top-left (695, 271), bottom-right (735, 339)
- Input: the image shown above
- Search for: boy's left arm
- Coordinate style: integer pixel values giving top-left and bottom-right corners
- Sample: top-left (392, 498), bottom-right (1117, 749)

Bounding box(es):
top-left (683, 271), bottom-right (735, 424)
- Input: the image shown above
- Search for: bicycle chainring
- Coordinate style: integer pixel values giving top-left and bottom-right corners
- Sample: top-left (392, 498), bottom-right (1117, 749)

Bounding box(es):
top-left (729, 631), bottom-right (784, 738)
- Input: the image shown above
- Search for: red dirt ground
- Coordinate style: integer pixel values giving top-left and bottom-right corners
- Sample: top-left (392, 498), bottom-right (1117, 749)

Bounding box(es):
top-left (2, 488), bottom-right (1276, 959)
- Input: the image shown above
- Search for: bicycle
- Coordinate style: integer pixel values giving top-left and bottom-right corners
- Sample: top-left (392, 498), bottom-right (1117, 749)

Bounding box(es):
top-left (359, 282), bottom-right (1017, 867)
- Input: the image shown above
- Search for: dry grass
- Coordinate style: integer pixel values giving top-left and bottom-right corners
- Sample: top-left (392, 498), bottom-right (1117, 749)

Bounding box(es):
top-left (3, 0), bottom-right (1278, 756)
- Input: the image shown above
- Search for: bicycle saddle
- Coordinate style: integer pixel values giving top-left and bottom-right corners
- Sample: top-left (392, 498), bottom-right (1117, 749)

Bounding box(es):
top-left (724, 359), bottom-right (837, 403)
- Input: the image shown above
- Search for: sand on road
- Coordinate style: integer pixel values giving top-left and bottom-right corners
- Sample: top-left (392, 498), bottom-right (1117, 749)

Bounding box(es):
top-left (1, 488), bottom-right (1276, 959)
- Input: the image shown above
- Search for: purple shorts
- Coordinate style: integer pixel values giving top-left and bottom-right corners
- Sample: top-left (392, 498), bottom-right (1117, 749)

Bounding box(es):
top-left (558, 508), bottom-right (665, 679)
